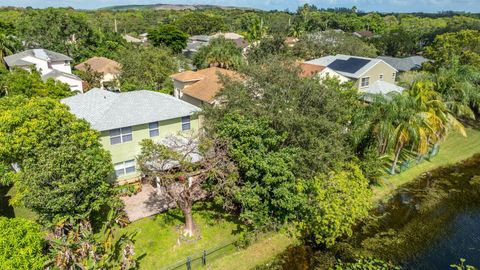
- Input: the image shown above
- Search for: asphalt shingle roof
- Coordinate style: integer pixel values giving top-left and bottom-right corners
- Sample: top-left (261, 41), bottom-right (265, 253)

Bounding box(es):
top-left (61, 89), bottom-right (201, 131)
top-left (377, 56), bottom-right (430, 72)
top-left (4, 49), bottom-right (72, 67)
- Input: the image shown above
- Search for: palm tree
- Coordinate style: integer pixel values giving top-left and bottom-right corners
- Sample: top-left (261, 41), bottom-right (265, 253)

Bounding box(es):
top-left (0, 33), bottom-right (16, 65)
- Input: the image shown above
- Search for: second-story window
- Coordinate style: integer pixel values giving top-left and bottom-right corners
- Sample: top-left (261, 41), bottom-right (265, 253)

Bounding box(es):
top-left (392, 72), bottom-right (396, 81)
top-left (360, 77), bottom-right (370, 87)
top-left (109, 127), bottom-right (133, 145)
top-left (182, 116), bottom-right (191, 131)
top-left (379, 74), bottom-right (384, 80)
top-left (149, 122), bottom-right (159, 137)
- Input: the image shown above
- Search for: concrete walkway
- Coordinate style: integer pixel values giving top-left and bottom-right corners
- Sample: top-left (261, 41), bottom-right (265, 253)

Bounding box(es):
top-left (121, 184), bottom-right (176, 222)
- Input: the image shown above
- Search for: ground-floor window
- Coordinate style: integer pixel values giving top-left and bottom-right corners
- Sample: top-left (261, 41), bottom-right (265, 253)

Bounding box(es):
top-left (114, 159), bottom-right (136, 177)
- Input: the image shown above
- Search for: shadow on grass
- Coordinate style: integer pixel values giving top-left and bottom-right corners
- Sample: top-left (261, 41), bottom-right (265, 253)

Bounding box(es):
top-left (0, 185), bottom-right (14, 218)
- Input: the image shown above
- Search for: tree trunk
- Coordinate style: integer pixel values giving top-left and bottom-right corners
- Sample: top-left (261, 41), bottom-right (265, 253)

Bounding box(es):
top-left (390, 144), bottom-right (403, 175)
top-left (181, 205), bottom-right (195, 237)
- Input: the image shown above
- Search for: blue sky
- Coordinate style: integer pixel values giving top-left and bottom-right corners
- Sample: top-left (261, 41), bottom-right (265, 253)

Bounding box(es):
top-left (1, 0), bottom-right (480, 13)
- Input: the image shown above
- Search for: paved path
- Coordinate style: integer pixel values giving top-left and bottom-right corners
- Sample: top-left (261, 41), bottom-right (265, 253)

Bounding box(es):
top-left (121, 184), bottom-right (175, 222)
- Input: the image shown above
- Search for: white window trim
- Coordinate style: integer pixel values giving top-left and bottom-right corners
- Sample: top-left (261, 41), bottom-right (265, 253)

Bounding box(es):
top-left (114, 159), bottom-right (136, 177)
top-left (360, 77), bottom-right (370, 88)
top-left (149, 122), bottom-right (159, 137)
top-left (109, 127), bottom-right (133, 145)
top-left (181, 116), bottom-right (191, 131)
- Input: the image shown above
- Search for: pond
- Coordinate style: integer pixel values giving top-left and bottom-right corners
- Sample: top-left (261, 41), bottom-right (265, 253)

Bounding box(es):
top-left (273, 154), bottom-right (480, 270)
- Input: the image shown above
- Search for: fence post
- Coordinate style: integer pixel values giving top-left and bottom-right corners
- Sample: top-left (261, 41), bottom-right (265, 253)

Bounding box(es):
top-left (202, 250), bottom-right (207, 266)
top-left (186, 256), bottom-right (191, 270)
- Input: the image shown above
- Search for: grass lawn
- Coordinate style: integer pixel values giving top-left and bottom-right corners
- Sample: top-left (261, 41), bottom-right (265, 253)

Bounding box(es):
top-left (118, 203), bottom-right (243, 270)
top-left (0, 185), bottom-right (36, 219)
top-left (208, 233), bottom-right (297, 270)
top-left (372, 127), bottom-right (480, 202)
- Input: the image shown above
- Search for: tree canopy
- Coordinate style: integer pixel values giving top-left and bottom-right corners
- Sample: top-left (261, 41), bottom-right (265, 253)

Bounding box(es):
top-left (149, 24), bottom-right (188, 53)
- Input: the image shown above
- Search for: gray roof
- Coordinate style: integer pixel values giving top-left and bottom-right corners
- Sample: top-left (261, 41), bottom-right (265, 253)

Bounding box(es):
top-left (306, 54), bottom-right (397, 79)
top-left (377, 56), bottom-right (430, 72)
top-left (189, 35), bottom-right (211, 42)
top-left (42, 69), bottom-right (82, 81)
top-left (61, 88), bottom-right (201, 131)
top-left (4, 49), bottom-right (72, 67)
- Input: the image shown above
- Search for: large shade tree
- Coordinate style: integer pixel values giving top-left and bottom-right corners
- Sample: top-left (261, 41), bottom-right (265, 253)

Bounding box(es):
top-left (0, 97), bottom-right (114, 223)
top-left (137, 134), bottom-right (236, 237)
top-left (149, 24), bottom-right (188, 53)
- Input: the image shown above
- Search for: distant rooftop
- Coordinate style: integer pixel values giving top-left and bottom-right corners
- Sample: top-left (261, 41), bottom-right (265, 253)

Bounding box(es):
top-left (75, 57), bottom-right (122, 75)
top-left (377, 56), bottom-right (430, 72)
top-left (305, 54), bottom-right (396, 79)
top-left (61, 89), bottom-right (200, 131)
top-left (4, 49), bottom-right (72, 67)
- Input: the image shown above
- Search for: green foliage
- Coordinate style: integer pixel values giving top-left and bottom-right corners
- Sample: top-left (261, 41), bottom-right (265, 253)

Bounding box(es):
top-left (371, 27), bottom-right (420, 57)
top-left (0, 67), bottom-right (73, 98)
top-left (173, 12), bottom-right (226, 35)
top-left (297, 163), bottom-right (372, 247)
top-left (333, 256), bottom-right (400, 270)
top-left (117, 45), bottom-right (177, 93)
top-left (19, 141), bottom-right (113, 223)
top-left (450, 259), bottom-right (478, 270)
top-left (293, 31), bottom-right (377, 60)
top-left (206, 58), bottom-right (358, 177)
top-left (214, 112), bottom-right (303, 228)
top-left (149, 24), bottom-right (188, 53)
top-left (0, 97), bottom-right (113, 223)
top-left (246, 34), bottom-right (290, 64)
top-left (0, 217), bottom-right (47, 270)
top-left (193, 37), bottom-right (243, 70)
top-left (426, 30), bottom-right (480, 67)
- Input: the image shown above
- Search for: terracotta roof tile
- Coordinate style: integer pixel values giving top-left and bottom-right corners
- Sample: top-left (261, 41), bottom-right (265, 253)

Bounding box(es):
top-left (299, 63), bottom-right (326, 78)
top-left (75, 57), bottom-right (121, 75)
top-left (171, 67), bottom-right (242, 103)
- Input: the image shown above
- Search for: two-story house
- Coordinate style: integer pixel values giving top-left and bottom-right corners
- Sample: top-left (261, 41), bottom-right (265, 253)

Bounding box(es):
top-left (305, 54), bottom-right (404, 97)
top-left (171, 67), bottom-right (241, 107)
top-left (4, 49), bottom-right (83, 92)
top-left (61, 88), bottom-right (201, 183)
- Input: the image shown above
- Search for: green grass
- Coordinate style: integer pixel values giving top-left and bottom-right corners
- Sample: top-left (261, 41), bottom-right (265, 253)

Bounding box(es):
top-left (119, 203), bottom-right (242, 270)
top-left (372, 127), bottom-right (480, 202)
top-left (208, 233), bottom-right (297, 270)
top-left (0, 185), bottom-right (36, 220)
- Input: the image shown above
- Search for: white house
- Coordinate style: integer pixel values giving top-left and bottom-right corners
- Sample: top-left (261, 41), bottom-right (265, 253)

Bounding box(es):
top-left (4, 49), bottom-right (83, 92)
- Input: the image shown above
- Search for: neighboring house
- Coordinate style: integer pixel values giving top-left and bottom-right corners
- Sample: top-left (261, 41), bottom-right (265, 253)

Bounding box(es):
top-left (353, 30), bottom-right (374, 38)
top-left (299, 63), bottom-right (350, 83)
top-left (184, 35), bottom-right (211, 56)
top-left (75, 57), bottom-right (122, 90)
top-left (377, 56), bottom-right (430, 72)
top-left (305, 54), bottom-right (403, 96)
top-left (171, 67), bottom-right (241, 107)
top-left (4, 48), bottom-right (83, 92)
top-left (61, 88), bottom-right (201, 183)
top-left (184, 33), bottom-right (248, 56)
top-left (123, 34), bottom-right (142, 43)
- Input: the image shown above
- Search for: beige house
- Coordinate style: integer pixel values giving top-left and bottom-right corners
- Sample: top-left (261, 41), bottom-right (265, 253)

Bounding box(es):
top-left (170, 67), bottom-right (241, 107)
top-left (75, 57), bottom-right (121, 90)
top-left (305, 54), bottom-right (403, 96)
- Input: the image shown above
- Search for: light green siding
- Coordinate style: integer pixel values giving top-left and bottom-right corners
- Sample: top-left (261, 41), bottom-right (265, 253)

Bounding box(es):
top-left (355, 61), bottom-right (397, 90)
top-left (100, 115), bottom-right (200, 182)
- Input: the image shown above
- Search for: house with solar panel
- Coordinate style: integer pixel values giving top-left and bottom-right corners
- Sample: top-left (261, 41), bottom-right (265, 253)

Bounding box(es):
top-left (61, 88), bottom-right (201, 183)
top-left (305, 54), bottom-right (404, 97)
top-left (4, 49), bottom-right (84, 92)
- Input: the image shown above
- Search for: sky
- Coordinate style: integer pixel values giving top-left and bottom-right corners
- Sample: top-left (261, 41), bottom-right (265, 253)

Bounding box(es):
top-left (1, 0), bottom-right (480, 13)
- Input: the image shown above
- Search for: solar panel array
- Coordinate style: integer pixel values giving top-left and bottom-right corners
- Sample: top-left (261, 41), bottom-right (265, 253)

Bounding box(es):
top-left (327, 57), bottom-right (370, 74)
